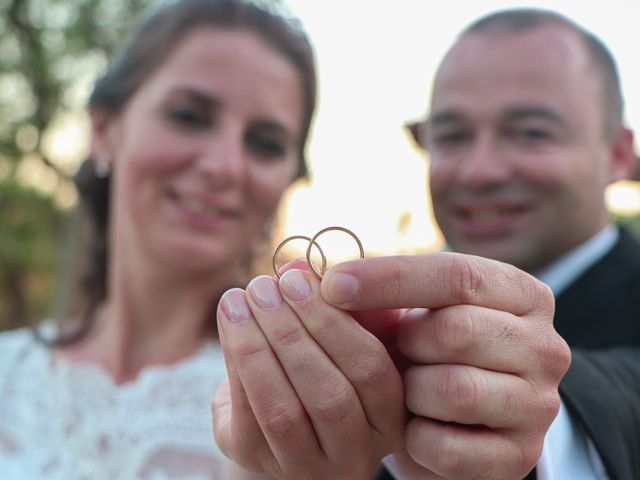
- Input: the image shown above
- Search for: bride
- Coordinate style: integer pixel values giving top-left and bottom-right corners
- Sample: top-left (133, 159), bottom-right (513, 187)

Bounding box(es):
top-left (0, 0), bottom-right (316, 478)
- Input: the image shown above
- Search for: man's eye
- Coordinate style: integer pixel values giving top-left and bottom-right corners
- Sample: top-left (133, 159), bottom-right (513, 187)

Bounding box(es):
top-left (167, 108), bottom-right (211, 129)
top-left (247, 134), bottom-right (286, 158)
top-left (512, 128), bottom-right (553, 143)
top-left (432, 131), bottom-right (470, 147)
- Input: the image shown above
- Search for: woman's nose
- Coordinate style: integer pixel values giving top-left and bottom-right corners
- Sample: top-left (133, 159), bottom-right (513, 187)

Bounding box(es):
top-left (196, 129), bottom-right (247, 187)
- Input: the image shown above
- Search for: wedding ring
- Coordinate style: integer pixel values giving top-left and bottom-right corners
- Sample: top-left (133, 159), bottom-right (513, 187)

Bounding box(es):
top-left (306, 226), bottom-right (364, 279)
top-left (272, 235), bottom-right (327, 278)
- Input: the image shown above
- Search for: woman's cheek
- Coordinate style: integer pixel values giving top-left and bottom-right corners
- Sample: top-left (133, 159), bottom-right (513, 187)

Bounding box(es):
top-left (249, 163), bottom-right (296, 207)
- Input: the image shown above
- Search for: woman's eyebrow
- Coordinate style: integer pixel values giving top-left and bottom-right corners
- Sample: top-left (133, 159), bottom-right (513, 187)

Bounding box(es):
top-left (168, 87), bottom-right (221, 108)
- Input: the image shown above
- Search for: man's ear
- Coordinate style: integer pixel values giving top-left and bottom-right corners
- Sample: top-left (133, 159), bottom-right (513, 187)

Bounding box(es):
top-left (608, 127), bottom-right (636, 183)
top-left (404, 120), bottom-right (429, 152)
top-left (632, 153), bottom-right (640, 181)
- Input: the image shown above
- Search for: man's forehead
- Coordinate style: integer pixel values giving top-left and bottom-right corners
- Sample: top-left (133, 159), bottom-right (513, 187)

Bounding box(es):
top-left (430, 26), bottom-right (598, 109)
top-left (428, 104), bottom-right (566, 126)
top-left (442, 25), bottom-right (588, 74)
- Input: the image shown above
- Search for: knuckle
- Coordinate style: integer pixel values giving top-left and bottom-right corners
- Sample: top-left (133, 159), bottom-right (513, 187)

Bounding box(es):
top-left (501, 387), bottom-right (520, 424)
top-left (446, 255), bottom-right (485, 304)
top-left (350, 345), bottom-right (392, 390)
top-left (517, 274), bottom-right (556, 319)
top-left (533, 330), bottom-right (572, 379)
top-left (313, 309), bottom-right (342, 337)
top-left (387, 261), bottom-right (406, 301)
top-left (548, 335), bottom-right (572, 377)
top-left (257, 402), bottom-right (301, 445)
top-left (433, 307), bottom-right (475, 354)
top-left (438, 366), bottom-right (479, 417)
top-left (526, 381), bottom-right (561, 427)
top-left (532, 280), bottom-right (555, 316)
top-left (538, 390), bottom-right (561, 423)
top-left (232, 339), bottom-right (269, 367)
top-left (517, 437), bottom-right (544, 476)
top-left (425, 427), bottom-right (466, 478)
top-left (272, 321), bottom-right (307, 346)
top-left (309, 383), bottom-right (358, 424)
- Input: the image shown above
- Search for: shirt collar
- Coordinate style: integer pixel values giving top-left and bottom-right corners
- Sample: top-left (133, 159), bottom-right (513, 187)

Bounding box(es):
top-left (535, 225), bottom-right (618, 297)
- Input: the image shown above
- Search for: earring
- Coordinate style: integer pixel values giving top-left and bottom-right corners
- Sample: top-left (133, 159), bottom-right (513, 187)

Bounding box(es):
top-left (94, 155), bottom-right (111, 178)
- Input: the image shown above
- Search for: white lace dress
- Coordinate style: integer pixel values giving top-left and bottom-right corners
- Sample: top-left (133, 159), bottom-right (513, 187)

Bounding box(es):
top-left (0, 327), bottom-right (229, 480)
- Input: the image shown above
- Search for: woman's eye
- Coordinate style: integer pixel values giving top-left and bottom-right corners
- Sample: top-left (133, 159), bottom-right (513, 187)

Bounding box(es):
top-left (167, 107), bottom-right (211, 129)
top-left (247, 133), bottom-right (286, 158)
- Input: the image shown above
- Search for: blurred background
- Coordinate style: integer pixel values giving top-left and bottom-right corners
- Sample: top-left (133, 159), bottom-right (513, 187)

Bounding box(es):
top-left (1, 0), bottom-right (639, 330)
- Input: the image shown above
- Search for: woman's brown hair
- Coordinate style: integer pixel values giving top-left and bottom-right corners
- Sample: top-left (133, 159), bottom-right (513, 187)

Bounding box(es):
top-left (52, 0), bottom-right (316, 346)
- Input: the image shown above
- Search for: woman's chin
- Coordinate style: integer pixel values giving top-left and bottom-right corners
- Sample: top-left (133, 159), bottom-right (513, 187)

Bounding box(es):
top-left (156, 238), bottom-right (243, 274)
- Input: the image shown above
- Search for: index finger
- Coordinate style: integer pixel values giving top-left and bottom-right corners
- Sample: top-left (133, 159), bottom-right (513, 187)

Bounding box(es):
top-left (320, 252), bottom-right (553, 317)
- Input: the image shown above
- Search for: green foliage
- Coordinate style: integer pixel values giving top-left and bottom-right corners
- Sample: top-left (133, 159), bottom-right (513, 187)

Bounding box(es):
top-left (0, 178), bottom-right (63, 329)
top-left (0, 0), bottom-right (158, 330)
top-left (1, 0), bottom-right (159, 177)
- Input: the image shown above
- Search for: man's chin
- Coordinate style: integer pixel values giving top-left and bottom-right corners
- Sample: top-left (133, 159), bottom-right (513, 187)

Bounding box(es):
top-left (450, 240), bottom-right (525, 266)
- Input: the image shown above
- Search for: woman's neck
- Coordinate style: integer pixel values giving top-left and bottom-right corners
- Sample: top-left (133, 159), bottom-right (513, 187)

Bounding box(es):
top-left (59, 256), bottom-right (239, 384)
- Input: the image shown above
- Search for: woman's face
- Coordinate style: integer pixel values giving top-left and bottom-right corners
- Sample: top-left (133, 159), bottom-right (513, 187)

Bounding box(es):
top-left (96, 28), bottom-right (304, 274)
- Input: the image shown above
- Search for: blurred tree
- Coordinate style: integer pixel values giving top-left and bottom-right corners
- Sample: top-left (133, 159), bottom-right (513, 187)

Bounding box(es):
top-left (0, 179), bottom-right (62, 328)
top-left (0, 0), bottom-right (157, 329)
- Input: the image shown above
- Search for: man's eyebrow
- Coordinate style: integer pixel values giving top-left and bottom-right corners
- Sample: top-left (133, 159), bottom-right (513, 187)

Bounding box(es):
top-left (428, 110), bottom-right (466, 127)
top-left (428, 106), bottom-right (570, 130)
top-left (505, 106), bottom-right (568, 128)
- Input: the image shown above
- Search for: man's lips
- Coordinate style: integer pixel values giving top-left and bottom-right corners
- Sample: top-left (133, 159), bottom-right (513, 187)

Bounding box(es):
top-left (452, 203), bottom-right (532, 235)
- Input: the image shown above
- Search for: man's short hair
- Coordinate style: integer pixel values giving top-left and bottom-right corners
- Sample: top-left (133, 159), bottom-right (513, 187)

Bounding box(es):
top-left (462, 9), bottom-right (624, 138)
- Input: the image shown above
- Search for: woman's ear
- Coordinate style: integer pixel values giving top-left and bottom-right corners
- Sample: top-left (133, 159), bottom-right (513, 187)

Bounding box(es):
top-left (608, 126), bottom-right (636, 183)
top-left (90, 109), bottom-right (114, 174)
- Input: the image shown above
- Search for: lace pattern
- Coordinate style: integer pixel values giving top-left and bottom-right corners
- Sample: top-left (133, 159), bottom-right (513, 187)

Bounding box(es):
top-left (0, 328), bottom-right (228, 479)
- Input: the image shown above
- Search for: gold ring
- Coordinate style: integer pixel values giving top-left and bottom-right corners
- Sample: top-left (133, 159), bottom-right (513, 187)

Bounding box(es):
top-left (306, 226), bottom-right (364, 279)
top-left (272, 235), bottom-right (327, 278)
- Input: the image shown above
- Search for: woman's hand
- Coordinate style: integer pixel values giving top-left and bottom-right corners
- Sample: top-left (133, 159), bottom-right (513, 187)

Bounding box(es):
top-left (212, 263), bottom-right (406, 480)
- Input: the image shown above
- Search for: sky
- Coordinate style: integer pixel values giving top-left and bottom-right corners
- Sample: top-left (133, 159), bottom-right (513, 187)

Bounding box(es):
top-left (275, 0), bottom-right (640, 259)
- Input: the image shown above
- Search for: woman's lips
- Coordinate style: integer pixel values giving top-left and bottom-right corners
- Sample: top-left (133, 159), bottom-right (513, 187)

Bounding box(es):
top-left (168, 190), bottom-right (239, 229)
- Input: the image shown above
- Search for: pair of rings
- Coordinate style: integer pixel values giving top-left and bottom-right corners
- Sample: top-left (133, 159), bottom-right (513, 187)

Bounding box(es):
top-left (272, 226), bottom-right (364, 279)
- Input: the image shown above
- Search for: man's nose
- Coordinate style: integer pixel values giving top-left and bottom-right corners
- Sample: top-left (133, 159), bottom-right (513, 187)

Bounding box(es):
top-left (457, 133), bottom-right (511, 188)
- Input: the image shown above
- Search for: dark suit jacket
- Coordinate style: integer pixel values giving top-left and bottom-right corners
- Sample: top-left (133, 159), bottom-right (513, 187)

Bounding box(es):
top-left (554, 226), bottom-right (640, 349)
top-left (561, 348), bottom-right (640, 480)
top-left (376, 227), bottom-right (640, 480)
top-left (555, 226), bottom-right (640, 480)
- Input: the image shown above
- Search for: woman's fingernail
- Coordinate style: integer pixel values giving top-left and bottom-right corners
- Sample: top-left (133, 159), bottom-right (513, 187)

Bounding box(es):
top-left (324, 272), bottom-right (359, 305)
top-left (280, 269), bottom-right (311, 302)
top-left (220, 288), bottom-right (250, 323)
top-left (247, 275), bottom-right (282, 310)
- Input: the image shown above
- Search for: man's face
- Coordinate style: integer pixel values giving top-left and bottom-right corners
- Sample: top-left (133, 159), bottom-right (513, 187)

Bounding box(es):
top-left (427, 26), bottom-right (617, 273)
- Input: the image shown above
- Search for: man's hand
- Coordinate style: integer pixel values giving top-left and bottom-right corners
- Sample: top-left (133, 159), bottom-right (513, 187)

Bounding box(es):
top-left (322, 252), bottom-right (571, 479)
